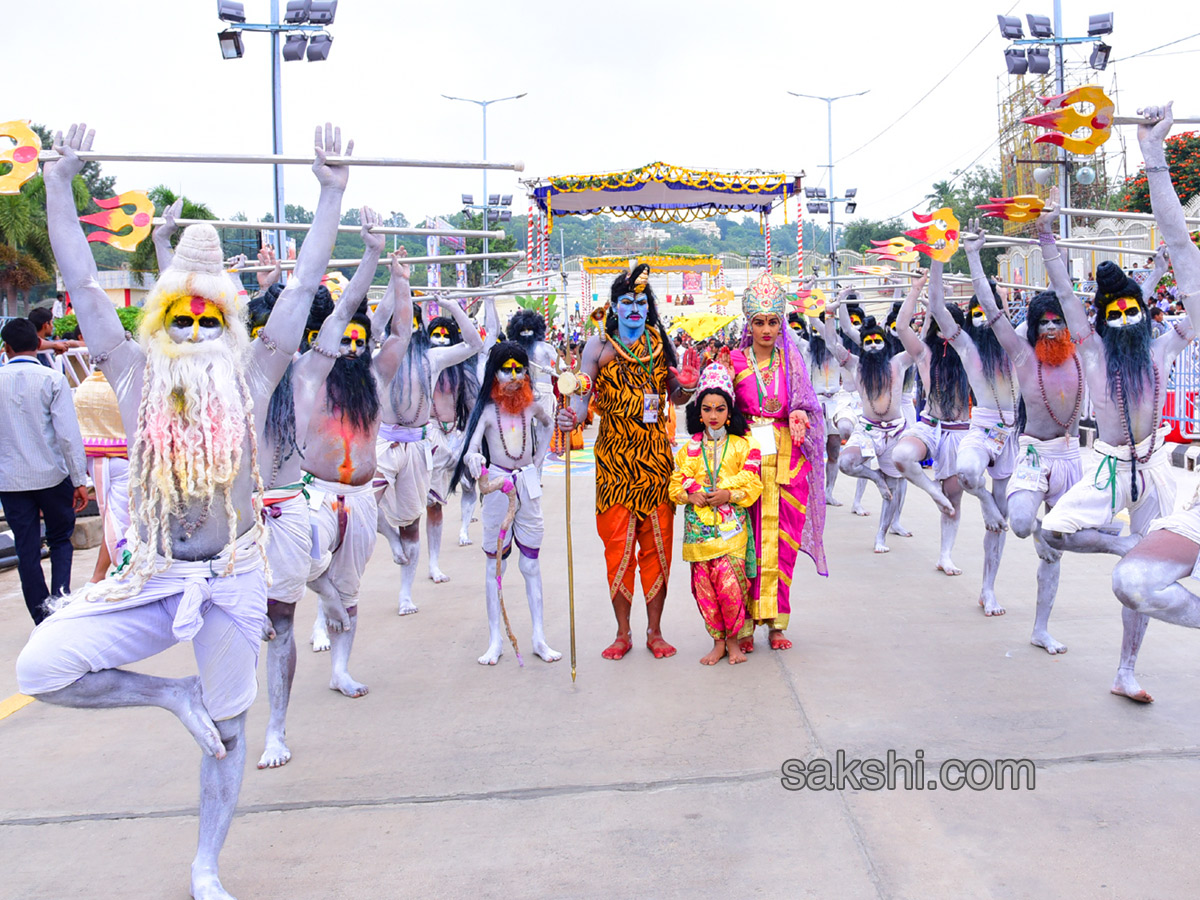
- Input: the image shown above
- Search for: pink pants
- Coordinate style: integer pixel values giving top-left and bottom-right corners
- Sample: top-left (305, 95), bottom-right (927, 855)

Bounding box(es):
top-left (690, 555), bottom-right (750, 640)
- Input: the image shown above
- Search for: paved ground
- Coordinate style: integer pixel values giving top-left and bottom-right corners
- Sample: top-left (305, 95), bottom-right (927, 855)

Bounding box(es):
top-left (3, 432), bottom-right (1200, 899)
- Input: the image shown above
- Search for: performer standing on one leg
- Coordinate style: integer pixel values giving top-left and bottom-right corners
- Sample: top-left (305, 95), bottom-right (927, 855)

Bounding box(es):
top-left (798, 305), bottom-right (844, 507)
top-left (960, 218), bottom-right (1083, 652)
top-left (1038, 179), bottom-right (1194, 702)
top-left (669, 364), bottom-right (763, 665)
top-left (452, 342), bottom-right (560, 665)
top-left (927, 257), bottom-right (1021, 615)
top-left (731, 272), bottom-right (828, 653)
top-left (555, 264), bottom-right (699, 660)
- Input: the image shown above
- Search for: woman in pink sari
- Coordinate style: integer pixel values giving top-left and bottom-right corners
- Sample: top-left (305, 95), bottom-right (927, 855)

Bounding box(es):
top-left (731, 272), bottom-right (828, 651)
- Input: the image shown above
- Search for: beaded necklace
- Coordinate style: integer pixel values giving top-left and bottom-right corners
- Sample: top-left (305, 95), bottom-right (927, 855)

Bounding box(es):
top-left (1036, 353), bottom-right (1083, 430)
top-left (750, 346), bottom-right (782, 413)
top-left (611, 330), bottom-right (655, 381)
top-left (1114, 362), bottom-right (1161, 503)
top-left (494, 404), bottom-right (528, 461)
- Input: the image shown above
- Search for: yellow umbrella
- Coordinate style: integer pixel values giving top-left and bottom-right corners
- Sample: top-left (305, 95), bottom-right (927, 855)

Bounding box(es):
top-left (672, 313), bottom-right (739, 340)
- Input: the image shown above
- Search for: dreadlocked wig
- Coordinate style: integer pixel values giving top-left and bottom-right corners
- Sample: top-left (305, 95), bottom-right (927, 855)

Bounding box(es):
top-left (925, 303), bottom-right (971, 416)
top-left (428, 315), bottom-right (479, 432)
top-left (449, 341), bottom-right (529, 493)
top-left (857, 317), bottom-right (894, 402)
top-left (1094, 261), bottom-right (1154, 404)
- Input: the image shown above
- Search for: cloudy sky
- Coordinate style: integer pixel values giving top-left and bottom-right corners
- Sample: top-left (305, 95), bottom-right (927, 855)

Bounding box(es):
top-left (13, 1), bottom-right (1198, 232)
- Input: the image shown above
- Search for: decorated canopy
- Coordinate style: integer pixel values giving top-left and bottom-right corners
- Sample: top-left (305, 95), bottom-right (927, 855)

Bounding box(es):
top-left (580, 253), bottom-right (722, 276)
top-left (527, 162), bottom-right (804, 224)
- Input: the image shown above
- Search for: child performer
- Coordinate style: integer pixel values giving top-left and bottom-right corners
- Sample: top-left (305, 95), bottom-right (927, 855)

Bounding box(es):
top-left (669, 364), bottom-right (764, 665)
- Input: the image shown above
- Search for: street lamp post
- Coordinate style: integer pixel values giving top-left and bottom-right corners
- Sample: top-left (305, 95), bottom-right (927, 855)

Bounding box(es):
top-left (788, 90), bottom-right (869, 287)
top-left (442, 93), bottom-right (526, 286)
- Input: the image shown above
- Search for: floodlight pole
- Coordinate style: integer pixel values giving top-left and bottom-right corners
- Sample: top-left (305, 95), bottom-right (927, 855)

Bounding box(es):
top-left (788, 89), bottom-right (869, 288)
top-left (270, 0), bottom-right (286, 259)
top-left (1053, 0), bottom-right (1071, 239)
top-left (443, 93), bottom-right (527, 286)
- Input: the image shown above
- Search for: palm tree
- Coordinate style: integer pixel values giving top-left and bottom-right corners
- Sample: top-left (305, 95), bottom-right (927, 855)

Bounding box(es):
top-left (0, 173), bottom-right (89, 313)
top-left (924, 180), bottom-right (959, 212)
top-left (126, 186), bottom-right (216, 281)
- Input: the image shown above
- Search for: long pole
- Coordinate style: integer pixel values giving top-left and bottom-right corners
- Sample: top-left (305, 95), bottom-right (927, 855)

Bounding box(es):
top-left (270, 0), bottom-right (286, 260)
top-left (1053, 0), bottom-right (1070, 240)
top-left (482, 103), bottom-right (489, 287)
top-left (827, 98), bottom-right (836, 286)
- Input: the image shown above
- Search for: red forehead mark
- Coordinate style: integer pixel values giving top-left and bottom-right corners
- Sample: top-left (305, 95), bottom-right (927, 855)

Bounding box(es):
top-left (1115, 298), bottom-right (1133, 311)
top-left (1043, 312), bottom-right (1061, 320)
top-left (190, 297), bottom-right (206, 316)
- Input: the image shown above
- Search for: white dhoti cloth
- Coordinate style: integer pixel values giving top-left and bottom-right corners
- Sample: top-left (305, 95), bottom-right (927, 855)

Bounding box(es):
top-left (832, 390), bottom-right (861, 432)
top-left (909, 416), bottom-right (971, 481)
top-left (262, 488), bottom-right (311, 604)
top-left (1007, 434), bottom-right (1082, 508)
top-left (817, 391), bottom-right (841, 436)
top-left (1042, 430), bottom-right (1174, 537)
top-left (847, 415), bottom-right (906, 478)
top-left (480, 464), bottom-right (544, 559)
top-left (426, 422), bottom-right (463, 506)
top-left (374, 423), bottom-right (429, 529)
top-left (901, 388), bottom-right (917, 427)
top-left (89, 456), bottom-right (130, 563)
top-left (306, 476), bottom-right (377, 608)
top-left (16, 530), bottom-right (267, 721)
top-left (959, 406), bottom-right (1019, 481)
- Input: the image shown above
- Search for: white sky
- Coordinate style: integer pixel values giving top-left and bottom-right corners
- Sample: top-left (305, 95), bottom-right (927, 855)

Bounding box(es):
top-left (13, 1), bottom-right (1199, 232)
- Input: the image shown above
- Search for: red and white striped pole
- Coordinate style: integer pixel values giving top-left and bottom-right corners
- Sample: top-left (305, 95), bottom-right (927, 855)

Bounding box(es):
top-left (796, 193), bottom-right (804, 279)
top-left (541, 213), bottom-right (551, 322)
top-left (526, 200), bottom-right (536, 288)
top-left (765, 218), bottom-right (773, 276)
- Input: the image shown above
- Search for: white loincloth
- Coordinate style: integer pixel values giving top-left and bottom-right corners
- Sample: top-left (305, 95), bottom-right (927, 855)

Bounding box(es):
top-left (1007, 434), bottom-right (1082, 508)
top-left (262, 489), bottom-right (311, 605)
top-left (89, 456), bottom-right (130, 562)
top-left (1042, 430), bottom-right (1174, 537)
top-left (901, 388), bottom-right (917, 427)
top-left (16, 529), bottom-right (266, 721)
top-left (959, 406), bottom-right (1019, 481)
top-left (909, 416), bottom-right (971, 481)
top-left (832, 390), bottom-right (861, 431)
top-left (846, 415), bottom-right (906, 478)
top-left (480, 464), bottom-right (544, 559)
top-left (426, 422), bottom-right (464, 506)
top-left (306, 476), bottom-right (378, 608)
top-left (374, 423), bottom-right (430, 529)
top-left (818, 391), bottom-right (841, 436)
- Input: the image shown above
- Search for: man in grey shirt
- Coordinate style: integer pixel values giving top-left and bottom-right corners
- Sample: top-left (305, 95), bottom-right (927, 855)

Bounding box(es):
top-left (0, 318), bottom-right (88, 623)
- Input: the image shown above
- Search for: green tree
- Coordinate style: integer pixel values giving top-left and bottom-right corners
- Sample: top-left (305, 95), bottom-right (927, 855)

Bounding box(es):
top-left (1120, 130), bottom-right (1200, 213)
top-left (126, 186), bottom-right (216, 281)
top-left (924, 180), bottom-right (959, 212)
top-left (840, 217), bottom-right (908, 256)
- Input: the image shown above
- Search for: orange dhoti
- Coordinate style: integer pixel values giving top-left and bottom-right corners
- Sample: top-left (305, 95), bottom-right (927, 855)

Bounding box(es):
top-left (596, 502), bottom-right (674, 605)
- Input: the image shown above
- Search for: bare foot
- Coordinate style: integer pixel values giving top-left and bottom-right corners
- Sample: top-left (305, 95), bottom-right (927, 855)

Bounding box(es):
top-left (177, 677), bottom-right (225, 759)
top-left (933, 492), bottom-right (956, 517)
top-left (768, 630), bottom-right (792, 650)
top-left (330, 672), bottom-right (369, 698)
top-left (397, 595), bottom-right (419, 616)
top-left (936, 559), bottom-right (963, 576)
top-left (1030, 630), bottom-right (1067, 654)
top-left (979, 593), bottom-right (1006, 616)
top-left (739, 637), bottom-right (755, 654)
top-left (646, 633), bottom-right (677, 659)
top-left (852, 504), bottom-right (871, 516)
top-left (1111, 668), bottom-right (1153, 703)
top-left (310, 618), bottom-right (330, 653)
top-left (458, 532), bottom-right (472, 546)
top-left (700, 639), bottom-right (727, 665)
top-left (1033, 530), bottom-right (1062, 563)
top-left (429, 567), bottom-right (450, 584)
top-left (478, 642), bottom-right (503, 665)
top-left (826, 492), bottom-right (844, 507)
top-left (874, 539), bottom-right (890, 554)
top-left (982, 506), bottom-right (1008, 533)
top-left (532, 640), bottom-right (562, 662)
top-left (602, 634), bottom-right (633, 660)
top-left (260, 615), bottom-right (276, 642)
top-left (257, 734), bottom-right (292, 769)
top-left (726, 641), bottom-right (747, 664)
top-left (888, 522), bottom-right (912, 537)
top-left (191, 863), bottom-right (236, 900)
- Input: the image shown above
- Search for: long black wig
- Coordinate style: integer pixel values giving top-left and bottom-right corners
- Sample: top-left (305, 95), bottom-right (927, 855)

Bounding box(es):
top-left (449, 341), bottom-right (530, 494)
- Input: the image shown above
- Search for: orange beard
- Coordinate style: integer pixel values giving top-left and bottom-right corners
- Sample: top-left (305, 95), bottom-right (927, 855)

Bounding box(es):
top-left (1035, 332), bottom-right (1075, 367)
top-left (491, 378), bottom-right (534, 415)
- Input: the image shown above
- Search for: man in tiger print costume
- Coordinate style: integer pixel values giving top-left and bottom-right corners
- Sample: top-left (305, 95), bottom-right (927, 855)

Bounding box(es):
top-left (557, 265), bottom-right (699, 660)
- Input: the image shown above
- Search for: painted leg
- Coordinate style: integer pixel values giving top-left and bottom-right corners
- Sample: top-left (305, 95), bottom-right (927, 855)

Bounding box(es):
top-left (191, 712), bottom-right (247, 900)
top-left (309, 604), bottom-right (329, 653)
top-left (397, 522), bottom-right (421, 615)
top-left (825, 434), bottom-right (843, 506)
top-left (1111, 606), bottom-right (1153, 703)
top-left (839, 448), bottom-right (893, 502)
top-left (873, 476), bottom-right (902, 554)
top-left (426, 503), bottom-right (449, 583)
top-left (1112, 529), bottom-right (1200, 627)
top-left (1044, 527), bottom-right (1140, 557)
top-left (518, 553), bottom-right (561, 662)
top-left (459, 483), bottom-right (476, 546)
top-left (479, 555), bottom-right (505, 665)
top-left (377, 503), bottom-right (410, 566)
top-left (979, 478), bottom-right (1010, 616)
top-left (308, 570), bottom-right (348, 651)
top-left (328, 608), bottom-right (367, 697)
top-left (1030, 555), bottom-right (1066, 653)
top-left (937, 476), bottom-right (963, 576)
top-left (887, 481), bottom-right (912, 536)
top-left (893, 437), bottom-right (955, 517)
top-left (852, 477), bottom-right (870, 517)
top-left (957, 447), bottom-right (1007, 534)
top-left (258, 602), bottom-right (296, 769)
top-left (32, 670), bottom-right (225, 758)
top-left (645, 589), bottom-right (676, 659)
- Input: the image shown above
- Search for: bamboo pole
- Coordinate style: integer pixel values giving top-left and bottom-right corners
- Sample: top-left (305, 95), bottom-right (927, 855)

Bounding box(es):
top-left (164, 218), bottom-right (505, 240)
top-left (237, 250), bottom-right (523, 272)
top-left (38, 150), bottom-right (524, 172)
top-left (984, 235), bottom-right (1142, 255)
top-left (1061, 206), bottom-right (1200, 226)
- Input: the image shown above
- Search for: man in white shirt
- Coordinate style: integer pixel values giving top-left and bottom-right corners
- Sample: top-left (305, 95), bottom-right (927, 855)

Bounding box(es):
top-left (0, 318), bottom-right (88, 623)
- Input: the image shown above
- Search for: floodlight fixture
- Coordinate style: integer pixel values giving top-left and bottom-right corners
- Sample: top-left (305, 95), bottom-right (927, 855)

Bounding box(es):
top-left (308, 0), bottom-right (338, 24)
top-left (283, 0), bottom-right (310, 23)
top-left (1088, 13), bottom-right (1113, 36)
top-left (1005, 48), bottom-right (1029, 75)
top-left (488, 194), bottom-right (500, 206)
top-left (804, 187), bottom-right (818, 199)
top-left (997, 14), bottom-right (1024, 40)
top-left (816, 187), bottom-right (827, 199)
top-left (1027, 47), bottom-right (1052, 74)
top-left (845, 201), bottom-right (857, 214)
top-left (1026, 14), bottom-right (1053, 38)
top-left (1089, 41), bottom-right (1111, 70)
top-left (844, 187), bottom-right (857, 198)
top-left (500, 194), bottom-right (512, 206)
top-left (218, 29), bottom-right (244, 59)
top-left (462, 194), bottom-right (474, 206)
top-left (807, 202), bottom-right (821, 214)
top-left (217, 1), bottom-right (246, 23)
top-left (499, 210), bottom-right (512, 223)
top-left (305, 33), bottom-right (332, 61)
top-left (817, 202), bottom-right (830, 214)
top-left (281, 33), bottom-right (308, 61)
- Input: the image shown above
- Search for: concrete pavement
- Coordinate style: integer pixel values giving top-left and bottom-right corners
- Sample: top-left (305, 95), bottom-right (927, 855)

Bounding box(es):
top-left (2, 433), bottom-right (1200, 899)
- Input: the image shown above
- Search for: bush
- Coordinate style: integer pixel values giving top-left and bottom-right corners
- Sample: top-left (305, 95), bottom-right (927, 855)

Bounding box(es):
top-left (54, 305), bottom-right (143, 339)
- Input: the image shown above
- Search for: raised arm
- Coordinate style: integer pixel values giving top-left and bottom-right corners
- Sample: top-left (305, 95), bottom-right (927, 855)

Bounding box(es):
top-left (482, 295), bottom-right (500, 355)
top-left (962, 218), bottom-right (1026, 363)
top-left (429, 294), bottom-right (485, 376)
top-left (1035, 197), bottom-right (1092, 344)
top-left (43, 125), bottom-right (126, 357)
top-left (896, 269), bottom-right (930, 361)
top-left (822, 296), bottom-right (853, 368)
top-left (255, 123), bottom-right (351, 378)
top-left (254, 244), bottom-right (283, 293)
top-left (373, 250), bottom-right (414, 383)
top-left (151, 199), bottom-right (182, 272)
top-left (835, 287), bottom-right (862, 347)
